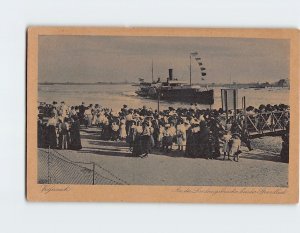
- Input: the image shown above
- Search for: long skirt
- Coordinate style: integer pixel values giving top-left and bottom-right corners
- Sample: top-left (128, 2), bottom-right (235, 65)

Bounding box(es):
top-left (45, 125), bottom-right (57, 149)
top-left (101, 125), bottom-right (111, 140)
top-left (141, 135), bottom-right (152, 154)
top-left (186, 133), bottom-right (198, 157)
top-left (185, 133), bottom-right (192, 156)
top-left (162, 136), bottom-right (173, 147)
top-left (132, 135), bottom-right (143, 156)
top-left (70, 129), bottom-right (82, 150)
top-left (111, 130), bottom-right (119, 141)
top-left (87, 114), bottom-right (93, 127)
top-left (38, 123), bottom-right (44, 148)
top-left (119, 125), bottom-right (127, 140)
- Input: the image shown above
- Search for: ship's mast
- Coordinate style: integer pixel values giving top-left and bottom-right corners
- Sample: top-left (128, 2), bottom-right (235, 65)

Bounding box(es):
top-left (151, 59), bottom-right (154, 83)
top-left (189, 55), bottom-right (192, 86)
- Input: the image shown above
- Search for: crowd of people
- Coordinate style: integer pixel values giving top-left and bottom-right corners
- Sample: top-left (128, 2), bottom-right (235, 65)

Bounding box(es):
top-left (37, 101), bottom-right (290, 162)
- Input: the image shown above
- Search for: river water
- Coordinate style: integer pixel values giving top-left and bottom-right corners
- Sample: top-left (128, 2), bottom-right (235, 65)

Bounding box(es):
top-left (38, 84), bottom-right (289, 111)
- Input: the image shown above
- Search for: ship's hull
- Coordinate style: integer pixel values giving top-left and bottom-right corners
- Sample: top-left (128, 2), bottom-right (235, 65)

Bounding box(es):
top-left (136, 88), bottom-right (214, 105)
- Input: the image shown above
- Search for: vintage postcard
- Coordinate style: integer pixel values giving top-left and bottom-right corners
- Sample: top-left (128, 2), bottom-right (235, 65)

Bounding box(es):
top-left (27, 27), bottom-right (299, 203)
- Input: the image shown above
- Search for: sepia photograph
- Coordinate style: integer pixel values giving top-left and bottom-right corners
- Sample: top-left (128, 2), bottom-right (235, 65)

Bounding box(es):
top-left (3, 0), bottom-right (300, 232)
top-left (26, 28), bottom-right (299, 203)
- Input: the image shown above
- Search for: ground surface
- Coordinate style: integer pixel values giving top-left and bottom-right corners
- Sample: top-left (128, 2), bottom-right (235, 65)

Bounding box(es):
top-left (38, 127), bottom-right (288, 187)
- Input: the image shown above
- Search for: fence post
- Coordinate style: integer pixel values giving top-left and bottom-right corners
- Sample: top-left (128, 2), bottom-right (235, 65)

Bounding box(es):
top-left (47, 146), bottom-right (50, 184)
top-left (92, 163), bottom-right (95, 185)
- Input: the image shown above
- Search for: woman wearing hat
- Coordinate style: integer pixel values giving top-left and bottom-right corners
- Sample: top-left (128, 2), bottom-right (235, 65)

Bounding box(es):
top-left (162, 124), bottom-right (173, 152)
top-left (126, 120), bottom-right (136, 151)
top-left (132, 121), bottom-right (143, 157)
top-left (101, 120), bottom-right (112, 141)
top-left (140, 121), bottom-right (152, 158)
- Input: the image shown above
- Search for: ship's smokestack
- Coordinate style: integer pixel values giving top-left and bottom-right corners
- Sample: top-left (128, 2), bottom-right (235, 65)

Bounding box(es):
top-left (168, 69), bottom-right (173, 81)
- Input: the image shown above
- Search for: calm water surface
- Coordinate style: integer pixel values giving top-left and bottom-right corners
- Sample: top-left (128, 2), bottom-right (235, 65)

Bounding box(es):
top-left (38, 84), bottom-right (289, 112)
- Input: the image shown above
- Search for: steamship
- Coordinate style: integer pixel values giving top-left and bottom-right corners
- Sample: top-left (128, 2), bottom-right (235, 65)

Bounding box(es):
top-left (136, 68), bottom-right (214, 105)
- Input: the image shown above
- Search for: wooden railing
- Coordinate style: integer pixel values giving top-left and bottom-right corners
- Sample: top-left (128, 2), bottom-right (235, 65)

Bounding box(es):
top-left (216, 110), bottom-right (289, 137)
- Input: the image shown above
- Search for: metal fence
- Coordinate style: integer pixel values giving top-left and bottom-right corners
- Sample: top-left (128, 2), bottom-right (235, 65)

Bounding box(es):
top-left (38, 148), bottom-right (128, 185)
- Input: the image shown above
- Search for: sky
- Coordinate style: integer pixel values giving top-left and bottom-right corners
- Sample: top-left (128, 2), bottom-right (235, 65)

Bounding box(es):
top-left (38, 35), bottom-right (290, 84)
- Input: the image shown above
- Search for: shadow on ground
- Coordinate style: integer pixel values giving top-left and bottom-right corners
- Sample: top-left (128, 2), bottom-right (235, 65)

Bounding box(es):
top-left (240, 151), bottom-right (282, 162)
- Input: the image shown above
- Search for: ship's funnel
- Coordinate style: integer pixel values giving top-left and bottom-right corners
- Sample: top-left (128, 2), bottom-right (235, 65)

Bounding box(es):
top-left (168, 69), bottom-right (173, 80)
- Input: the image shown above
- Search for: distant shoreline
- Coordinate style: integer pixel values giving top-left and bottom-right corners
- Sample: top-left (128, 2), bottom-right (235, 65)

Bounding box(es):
top-left (38, 82), bottom-right (289, 89)
top-left (38, 82), bottom-right (137, 85)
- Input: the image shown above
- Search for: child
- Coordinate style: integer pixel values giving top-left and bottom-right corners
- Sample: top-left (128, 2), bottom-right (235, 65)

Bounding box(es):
top-left (222, 130), bottom-right (232, 160)
top-left (176, 121), bottom-right (187, 151)
top-left (229, 133), bottom-right (242, 162)
top-left (58, 118), bottom-right (70, 149)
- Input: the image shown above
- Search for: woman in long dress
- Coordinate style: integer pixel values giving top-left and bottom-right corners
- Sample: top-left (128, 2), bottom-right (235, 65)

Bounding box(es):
top-left (140, 121), bottom-right (152, 157)
top-left (84, 106), bottom-right (92, 128)
top-left (162, 124), bottom-right (173, 152)
top-left (37, 115), bottom-right (44, 148)
top-left (126, 120), bottom-right (136, 151)
top-left (132, 121), bottom-right (143, 157)
top-left (69, 115), bottom-right (82, 150)
top-left (111, 121), bottom-right (120, 141)
top-left (156, 124), bottom-right (164, 150)
top-left (119, 118), bottom-right (127, 141)
top-left (101, 120), bottom-right (111, 140)
top-left (45, 113), bottom-right (57, 149)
